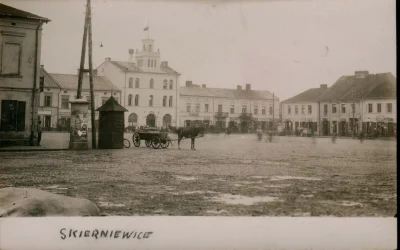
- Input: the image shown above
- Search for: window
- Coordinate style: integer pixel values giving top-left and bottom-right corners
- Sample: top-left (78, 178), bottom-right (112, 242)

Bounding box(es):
top-left (242, 105), bottom-right (247, 114)
top-left (332, 104), bottom-right (337, 113)
top-left (61, 95), bottom-right (69, 109)
top-left (205, 104), bottom-right (209, 112)
top-left (86, 96), bottom-right (91, 110)
top-left (163, 96), bottom-right (167, 107)
top-left (324, 104), bottom-right (328, 114)
top-left (135, 78), bottom-right (140, 88)
top-left (254, 106), bottom-right (258, 115)
top-left (149, 95), bottom-right (153, 106)
top-left (262, 106), bottom-right (266, 115)
top-left (295, 105), bottom-right (298, 114)
top-left (150, 79), bottom-right (154, 89)
top-left (0, 100), bottom-right (26, 131)
top-left (368, 103), bottom-right (372, 113)
top-left (288, 106), bottom-right (291, 114)
top-left (1, 42), bottom-right (22, 75)
top-left (150, 59), bottom-right (153, 68)
top-left (44, 94), bottom-right (52, 107)
top-left (341, 104), bottom-right (345, 113)
top-left (269, 106), bottom-right (273, 115)
top-left (128, 94), bottom-right (133, 106)
top-left (101, 97), bottom-right (108, 105)
top-left (230, 105), bottom-right (234, 114)
top-left (149, 45), bottom-right (152, 52)
top-left (169, 96), bottom-right (173, 107)
top-left (148, 59), bottom-right (150, 67)
top-left (308, 105), bottom-right (312, 114)
top-left (377, 103), bottom-right (381, 113)
top-left (186, 103), bottom-right (191, 112)
top-left (195, 104), bottom-right (200, 113)
top-left (218, 104), bottom-right (222, 113)
top-left (169, 80), bottom-right (173, 89)
top-left (387, 103), bottom-right (392, 113)
top-left (154, 60), bottom-right (156, 68)
top-left (135, 94), bottom-right (139, 106)
top-left (163, 79), bottom-right (167, 89)
top-left (129, 78), bottom-right (133, 88)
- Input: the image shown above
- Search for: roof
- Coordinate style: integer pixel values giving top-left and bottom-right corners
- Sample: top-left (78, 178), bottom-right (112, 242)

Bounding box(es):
top-left (40, 68), bottom-right (59, 88)
top-left (282, 87), bottom-right (327, 103)
top-left (96, 96), bottom-right (128, 112)
top-left (109, 61), bottom-right (180, 75)
top-left (49, 73), bottom-right (121, 92)
top-left (318, 72), bottom-right (396, 102)
top-left (180, 86), bottom-right (278, 100)
top-left (364, 78), bottom-right (396, 99)
top-left (0, 3), bottom-right (50, 22)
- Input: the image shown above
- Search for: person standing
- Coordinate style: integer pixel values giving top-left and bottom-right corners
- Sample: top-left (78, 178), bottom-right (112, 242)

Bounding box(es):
top-left (37, 120), bottom-right (43, 146)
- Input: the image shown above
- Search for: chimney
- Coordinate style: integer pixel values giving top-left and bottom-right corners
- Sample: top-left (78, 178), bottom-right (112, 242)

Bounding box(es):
top-left (245, 84), bottom-right (251, 91)
top-left (186, 81), bottom-right (193, 87)
top-left (105, 57), bottom-right (111, 62)
top-left (320, 84), bottom-right (328, 89)
top-left (355, 71), bottom-right (369, 79)
top-left (40, 65), bottom-right (44, 69)
top-left (92, 69), bottom-right (98, 76)
top-left (237, 85), bottom-right (242, 90)
top-left (202, 84), bottom-right (206, 88)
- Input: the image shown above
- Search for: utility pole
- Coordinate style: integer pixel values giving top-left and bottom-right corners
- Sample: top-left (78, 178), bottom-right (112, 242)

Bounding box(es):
top-left (76, 0), bottom-right (96, 149)
top-left (272, 92), bottom-right (275, 131)
top-left (352, 102), bottom-right (355, 139)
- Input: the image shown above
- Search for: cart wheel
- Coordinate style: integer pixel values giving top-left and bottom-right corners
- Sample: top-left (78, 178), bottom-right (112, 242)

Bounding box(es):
top-left (145, 140), bottom-right (152, 147)
top-left (167, 136), bottom-right (173, 147)
top-left (132, 133), bottom-right (140, 147)
top-left (123, 138), bottom-right (130, 148)
top-left (151, 137), bottom-right (161, 149)
top-left (160, 138), bottom-right (169, 149)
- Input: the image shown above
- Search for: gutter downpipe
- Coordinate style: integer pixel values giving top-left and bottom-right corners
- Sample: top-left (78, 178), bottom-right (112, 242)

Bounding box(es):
top-left (30, 21), bottom-right (44, 146)
top-left (317, 101), bottom-right (321, 136)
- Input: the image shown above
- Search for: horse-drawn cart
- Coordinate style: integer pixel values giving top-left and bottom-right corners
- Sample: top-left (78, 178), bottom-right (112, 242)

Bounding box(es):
top-left (132, 127), bottom-right (171, 149)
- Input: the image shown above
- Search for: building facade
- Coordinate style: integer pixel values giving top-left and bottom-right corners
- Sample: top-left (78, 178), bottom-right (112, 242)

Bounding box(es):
top-left (281, 84), bottom-right (328, 134)
top-left (96, 37), bottom-right (180, 129)
top-left (38, 67), bottom-right (121, 130)
top-left (0, 3), bottom-right (50, 145)
top-left (180, 82), bottom-right (280, 132)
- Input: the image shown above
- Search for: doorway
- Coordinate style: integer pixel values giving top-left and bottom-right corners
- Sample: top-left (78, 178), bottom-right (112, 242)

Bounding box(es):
top-left (146, 114), bottom-right (156, 127)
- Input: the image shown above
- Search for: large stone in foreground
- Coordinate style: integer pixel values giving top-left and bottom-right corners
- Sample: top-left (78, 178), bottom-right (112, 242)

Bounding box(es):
top-left (0, 188), bottom-right (101, 217)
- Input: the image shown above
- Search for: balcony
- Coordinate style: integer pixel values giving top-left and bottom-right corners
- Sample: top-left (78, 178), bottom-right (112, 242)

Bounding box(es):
top-left (214, 112), bottom-right (229, 118)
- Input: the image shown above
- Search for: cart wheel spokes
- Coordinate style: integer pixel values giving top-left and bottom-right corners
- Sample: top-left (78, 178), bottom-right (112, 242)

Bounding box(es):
top-left (123, 138), bottom-right (130, 148)
top-left (160, 138), bottom-right (169, 149)
top-left (133, 133), bottom-right (140, 147)
top-left (151, 137), bottom-right (161, 149)
top-left (145, 140), bottom-right (152, 147)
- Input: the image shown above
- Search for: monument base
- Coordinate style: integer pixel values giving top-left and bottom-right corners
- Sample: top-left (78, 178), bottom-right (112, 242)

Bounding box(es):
top-left (69, 141), bottom-right (88, 150)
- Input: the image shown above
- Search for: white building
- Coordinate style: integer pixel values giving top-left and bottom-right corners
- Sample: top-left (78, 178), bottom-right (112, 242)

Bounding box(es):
top-left (180, 82), bottom-right (279, 132)
top-left (96, 37), bottom-right (180, 129)
top-left (281, 84), bottom-right (328, 135)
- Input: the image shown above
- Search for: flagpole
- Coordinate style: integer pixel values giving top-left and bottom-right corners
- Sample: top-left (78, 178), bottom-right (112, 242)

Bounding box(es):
top-left (147, 20), bottom-right (150, 38)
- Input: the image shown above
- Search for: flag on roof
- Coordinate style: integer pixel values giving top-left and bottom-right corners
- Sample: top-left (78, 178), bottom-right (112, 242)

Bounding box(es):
top-left (144, 25), bottom-right (149, 31)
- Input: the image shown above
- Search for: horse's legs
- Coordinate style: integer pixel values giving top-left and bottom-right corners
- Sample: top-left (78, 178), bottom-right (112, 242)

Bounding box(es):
top-left (191, 138), bottom-right (195, 150)
top-left (178, 136), bottom-right (181, 149)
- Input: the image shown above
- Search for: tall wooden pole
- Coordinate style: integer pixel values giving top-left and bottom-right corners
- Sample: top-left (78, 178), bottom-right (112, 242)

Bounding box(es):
top-left (87, 0), bottom-right (96, 149)
top-left (77, 2), bottom-right (90, 99)
top-left (272, 92), bottom-right (275, 131)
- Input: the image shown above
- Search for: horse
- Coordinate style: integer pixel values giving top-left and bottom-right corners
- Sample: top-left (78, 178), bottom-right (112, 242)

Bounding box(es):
top-left (169, 125), bottom-right (204, 150)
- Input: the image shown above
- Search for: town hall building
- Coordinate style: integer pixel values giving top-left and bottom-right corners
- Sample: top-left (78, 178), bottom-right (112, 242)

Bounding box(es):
top-left (96, 37), bottom-right (180, 129)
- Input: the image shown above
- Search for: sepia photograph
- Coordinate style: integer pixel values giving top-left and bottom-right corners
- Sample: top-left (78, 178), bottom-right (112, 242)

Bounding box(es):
top-left (0, 0), bottom-right (396, 222)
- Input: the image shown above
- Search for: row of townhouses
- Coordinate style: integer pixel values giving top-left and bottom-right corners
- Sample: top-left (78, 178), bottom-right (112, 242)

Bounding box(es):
top-left (0, 3), bottom-right (396, 146)
top-left (281, 71), bottom-right (397, 137)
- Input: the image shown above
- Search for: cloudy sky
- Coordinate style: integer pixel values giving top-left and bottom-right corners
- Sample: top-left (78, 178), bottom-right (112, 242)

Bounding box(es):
top-left (3, 0), bottom-right (396, 100)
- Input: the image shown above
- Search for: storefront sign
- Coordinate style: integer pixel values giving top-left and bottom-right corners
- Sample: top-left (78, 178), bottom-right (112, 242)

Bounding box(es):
top-left (38, 110), bottom-right (52, 115)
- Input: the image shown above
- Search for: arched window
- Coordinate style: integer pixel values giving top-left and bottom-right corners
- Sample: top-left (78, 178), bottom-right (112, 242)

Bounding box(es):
top-left (135, 94), bottom-right (139, 106)
top-left (149, 45), bottom-right (152, 52)
top-left (150, 79), bottom-right (154, 89)
top-left (163, 96), bottom-right (167, 107)
top-left (128, 113), bottom-right (138, 126)
top-left (135, 78), bottom-right (140, 88)
top-left (128, 94), bottom-right (133, 106)
top-left (148, 59), bottom-right (150, 67)
top-left (163, 79), bottom-right (167, 89)
top-left (129, 77), bottom-right (133, 88)
top-left (149, 95), bottom-right (153, 107)
top-left (169, 96), bottom-right (173, 107)
top-left (169, 80), bottom-right (173, 89)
